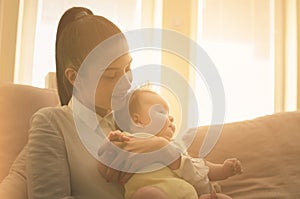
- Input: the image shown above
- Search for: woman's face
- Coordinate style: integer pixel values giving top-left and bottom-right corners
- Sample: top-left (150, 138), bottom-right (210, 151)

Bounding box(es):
top-left (95, 53), bottom-right (132, 113)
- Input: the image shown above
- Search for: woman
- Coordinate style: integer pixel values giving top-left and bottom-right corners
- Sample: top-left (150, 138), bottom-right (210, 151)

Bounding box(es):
top-left (26, 7), bottom-right (180, 199)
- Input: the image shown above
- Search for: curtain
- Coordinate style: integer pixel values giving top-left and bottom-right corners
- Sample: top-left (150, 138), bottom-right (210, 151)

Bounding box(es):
top-left (274, 0), bottom-right (300, 112)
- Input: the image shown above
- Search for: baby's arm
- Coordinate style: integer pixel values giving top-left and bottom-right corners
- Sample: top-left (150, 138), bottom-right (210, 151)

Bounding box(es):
top-left (173, 155), bottom-right (211, 196)
top-left (173, 156), bottom-right (242, 198)
top-left (206, 158), bottom-right (242, 181)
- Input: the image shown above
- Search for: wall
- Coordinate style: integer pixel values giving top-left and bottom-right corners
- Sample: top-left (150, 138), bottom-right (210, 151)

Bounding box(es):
top-left (0, 0), bottom-right (20, 82)
top-left (161, 0), bottom-right (198, 132)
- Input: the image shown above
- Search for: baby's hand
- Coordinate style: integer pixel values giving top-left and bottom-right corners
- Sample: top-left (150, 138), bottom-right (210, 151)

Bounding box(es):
top-left (107, 130), bottom-right (131, 142)
top-left (222, 158), bottom-right (243, 178)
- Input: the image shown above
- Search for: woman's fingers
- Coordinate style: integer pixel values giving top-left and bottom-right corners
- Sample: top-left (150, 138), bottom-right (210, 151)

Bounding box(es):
top-left (119, 172), bottom-right (134, 184)
top-left (105, 167), bottom-right (120, 182)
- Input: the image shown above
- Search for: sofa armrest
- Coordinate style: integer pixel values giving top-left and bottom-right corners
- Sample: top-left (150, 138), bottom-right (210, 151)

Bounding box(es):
top-left (0, 82), bottom-right (59, 182)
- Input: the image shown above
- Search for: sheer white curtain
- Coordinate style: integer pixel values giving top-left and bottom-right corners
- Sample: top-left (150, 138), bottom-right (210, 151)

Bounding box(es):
top-left (26, 0), bottom-right (161, 88)
top-left (32, 0), bottom-right (137, 88)
top-left (196, 0), bottom-right (275, 124)
top-left (14, 0), bottom-right (298, 123)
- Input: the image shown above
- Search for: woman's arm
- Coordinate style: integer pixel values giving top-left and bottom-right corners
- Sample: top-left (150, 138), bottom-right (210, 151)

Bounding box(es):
top-left (27, 112), bottom-right (72, 199)
top-left (167, 157), bottom-right (181, 170)
top-left (98, 133), bottom-right (182, 183)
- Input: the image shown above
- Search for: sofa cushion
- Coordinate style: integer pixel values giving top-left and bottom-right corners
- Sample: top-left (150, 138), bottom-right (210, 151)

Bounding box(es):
top-left (0, 82), bottom-right (59, 182)
top-left (187, 111), bottom-right (300, 199)
top-left (0, 145), bottom-right (27, 198)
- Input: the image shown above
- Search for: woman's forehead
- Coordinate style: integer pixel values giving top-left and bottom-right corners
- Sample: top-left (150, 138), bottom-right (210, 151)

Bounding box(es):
top-left (106, 53), bottom-right (132, 70)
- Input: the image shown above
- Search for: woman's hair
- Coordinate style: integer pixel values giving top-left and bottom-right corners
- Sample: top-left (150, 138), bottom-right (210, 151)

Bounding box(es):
top-left (128, 88), bottom-right (157, 116)
top-left (55, 7), bottom-right (124, 105)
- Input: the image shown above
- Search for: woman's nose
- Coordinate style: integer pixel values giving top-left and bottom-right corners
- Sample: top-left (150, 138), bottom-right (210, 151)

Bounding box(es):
top-left (125, 70), bottom-right (133, 83)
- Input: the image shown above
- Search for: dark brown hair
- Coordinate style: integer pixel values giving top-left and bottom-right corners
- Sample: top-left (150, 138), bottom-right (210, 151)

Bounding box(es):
top-left (55, 7), bottom-right (123, 105)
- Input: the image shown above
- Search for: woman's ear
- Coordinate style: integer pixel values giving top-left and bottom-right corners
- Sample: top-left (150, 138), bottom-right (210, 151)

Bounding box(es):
top-left (65, 67), bottom-right (77, 86)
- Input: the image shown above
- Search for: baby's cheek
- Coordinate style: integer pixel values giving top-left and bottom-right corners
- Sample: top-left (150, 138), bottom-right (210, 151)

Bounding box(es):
top-left (157, 117), bottom-right (170, 131)
top-left (152, 113), bottom-right (167, 125)
top-left (147, 105), bottom-right (168, 133)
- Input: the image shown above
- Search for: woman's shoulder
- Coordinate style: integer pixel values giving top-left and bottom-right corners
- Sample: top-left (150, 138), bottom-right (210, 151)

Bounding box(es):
top-left (31, 105), bottom-right (72, 124)
top-left (35, 105), bottom-right (69, 114)
top-left (29, 105), bottom-right (74, 138)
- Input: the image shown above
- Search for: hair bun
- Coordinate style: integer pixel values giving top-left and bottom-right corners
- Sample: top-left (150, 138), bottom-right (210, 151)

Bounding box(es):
top-left (56, 7), bottom-right (93, 49)
top-left (56, 7), bottom-right (93, 42)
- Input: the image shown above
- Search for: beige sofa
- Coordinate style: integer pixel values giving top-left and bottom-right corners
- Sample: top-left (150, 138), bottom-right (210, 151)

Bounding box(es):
top-left (188, 111), bottom-right (300, 198)
top-left (0, 82), bottom-right (59, 198)
top-left (0, 82), bottom-right (299, 198)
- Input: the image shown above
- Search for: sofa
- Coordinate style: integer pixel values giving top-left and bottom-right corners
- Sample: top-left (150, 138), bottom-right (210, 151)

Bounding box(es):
top-left (188, 111), bottom-right (300, 198)
top-left (0, 82), bottom-right (299, 198)
top-left (0, 82), bottom-right (59, 198)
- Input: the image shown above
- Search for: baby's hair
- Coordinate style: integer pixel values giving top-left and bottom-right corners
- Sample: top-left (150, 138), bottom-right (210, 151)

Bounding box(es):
top-left (114, 87), bottom-right (158, 132)
top-left (140, 81), bottom-right (152, 89)
top-left (114, 83), bottom-right (162, 132)
top-left (128, 87), bottom-right (158, 116)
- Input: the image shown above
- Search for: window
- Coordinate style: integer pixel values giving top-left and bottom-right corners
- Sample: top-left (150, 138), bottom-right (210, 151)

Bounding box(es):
top-left (196, 0), bottom-right (274, 124)
top-left (31, 0), bottom-right (161, 88)
top-left (23, 0), bottom-right (293, 124)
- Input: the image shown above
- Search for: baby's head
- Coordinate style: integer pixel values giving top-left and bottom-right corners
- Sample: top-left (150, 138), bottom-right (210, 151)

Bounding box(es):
top-left (126, 89), bottom-right (176, 140)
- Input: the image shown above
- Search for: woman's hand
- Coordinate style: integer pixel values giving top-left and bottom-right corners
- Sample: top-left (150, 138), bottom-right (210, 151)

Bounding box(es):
top-left (97, 131), bottom-right (182, 183)
top-left (97, 130), bottom-right (131, 183)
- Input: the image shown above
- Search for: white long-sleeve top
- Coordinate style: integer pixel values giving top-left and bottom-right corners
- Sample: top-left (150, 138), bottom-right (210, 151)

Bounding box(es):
top-left (26, 98), bottom-right (124, 199)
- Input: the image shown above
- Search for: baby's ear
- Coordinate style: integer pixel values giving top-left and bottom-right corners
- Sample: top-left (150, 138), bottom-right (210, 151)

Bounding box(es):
top-left (132, 113), bottom-right (141, 124)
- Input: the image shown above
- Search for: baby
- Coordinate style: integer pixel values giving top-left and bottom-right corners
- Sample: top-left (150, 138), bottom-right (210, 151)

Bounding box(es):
top-left (106, 88), bottom-right (242, 199)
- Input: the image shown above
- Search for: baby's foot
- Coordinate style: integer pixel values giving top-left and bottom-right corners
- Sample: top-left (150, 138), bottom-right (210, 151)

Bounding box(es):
top-left (222, 158), bottom-right (243, 179)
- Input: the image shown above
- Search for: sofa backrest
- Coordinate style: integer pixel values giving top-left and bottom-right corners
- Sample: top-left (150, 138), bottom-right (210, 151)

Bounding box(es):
top-left (0, 82), bottom-right (59, 182)
top-left (187, 111), bottom-right (300, 198)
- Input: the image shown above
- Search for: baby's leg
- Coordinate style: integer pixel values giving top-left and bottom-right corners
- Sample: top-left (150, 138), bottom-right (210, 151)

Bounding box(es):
top-left (131, 186), bottom-right (168, 199)
top-left (199, 193), bottom-right (232, 199)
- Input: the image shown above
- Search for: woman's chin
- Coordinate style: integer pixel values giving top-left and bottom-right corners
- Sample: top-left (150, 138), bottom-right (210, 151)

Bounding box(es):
top-left (95, 105), bottom-right (112, 116)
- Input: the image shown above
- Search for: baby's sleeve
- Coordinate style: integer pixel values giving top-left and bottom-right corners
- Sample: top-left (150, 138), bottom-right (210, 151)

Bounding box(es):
top-left (173, 154), bottom-right (211, 196)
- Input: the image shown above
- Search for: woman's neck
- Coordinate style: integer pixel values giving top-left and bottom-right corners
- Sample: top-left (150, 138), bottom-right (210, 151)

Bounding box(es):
top-left (74, 95), bottom-right (111, 117)
top-left (95, 106), bottom-right (112, 117)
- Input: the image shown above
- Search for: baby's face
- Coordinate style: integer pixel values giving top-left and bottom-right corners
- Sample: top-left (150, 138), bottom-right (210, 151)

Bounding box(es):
top-left (133, 91), bottom-right (175, 140)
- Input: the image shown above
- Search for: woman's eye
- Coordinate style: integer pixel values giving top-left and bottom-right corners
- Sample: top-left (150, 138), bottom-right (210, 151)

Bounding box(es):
top-left (159, 110), bottom-right (167, 115)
